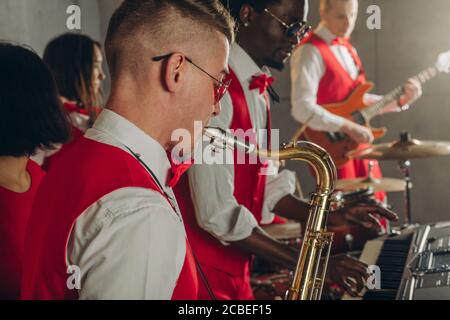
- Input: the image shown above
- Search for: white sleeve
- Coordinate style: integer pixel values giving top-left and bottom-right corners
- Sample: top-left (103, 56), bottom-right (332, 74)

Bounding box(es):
top-left (260, 161), bottom-right (297, 224)
top-left (290, 44), bottom-right (346, 132)
top-left (67, 188), bottom-right (186, 300)
top-left (188, 93), bottom-right (258, 243)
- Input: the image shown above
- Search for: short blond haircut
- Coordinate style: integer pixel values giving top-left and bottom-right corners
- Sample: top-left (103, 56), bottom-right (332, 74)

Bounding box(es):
top-left (320, 0), bottom-right (357, 12)
top-left (105, 0), bottom-right (235, 78)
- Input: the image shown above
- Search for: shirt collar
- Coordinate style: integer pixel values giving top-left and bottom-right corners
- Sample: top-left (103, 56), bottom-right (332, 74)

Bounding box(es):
top-left (315, 23), bottom-right (339, 44)
top-left (90, 109), bottom-right (172, 187)
top-left (228, 43), bottom-right (272, 83)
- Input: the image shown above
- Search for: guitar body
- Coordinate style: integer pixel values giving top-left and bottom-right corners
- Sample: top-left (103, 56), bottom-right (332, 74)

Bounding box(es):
top-left (303, 82), bottom-right (387, 168)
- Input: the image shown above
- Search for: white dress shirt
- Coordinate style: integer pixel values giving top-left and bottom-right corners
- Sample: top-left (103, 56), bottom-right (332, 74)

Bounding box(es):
top-left (67, 109), bottom-right (186, 300)
top-left (188, 44), bottom-right (296, 244)
top-left (290, 24), bottom-right (398, 132)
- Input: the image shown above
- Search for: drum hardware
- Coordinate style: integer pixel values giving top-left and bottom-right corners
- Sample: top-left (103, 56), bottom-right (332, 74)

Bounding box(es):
top-left (348, 131), bottom-right (450, 225)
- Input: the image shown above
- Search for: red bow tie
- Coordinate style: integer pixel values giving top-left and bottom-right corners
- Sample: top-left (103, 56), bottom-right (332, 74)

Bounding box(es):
top-left (331, 37), bottom-right (350, 46)
top-left (167, 158), bottom-right (193, 188)
top-left (249, 73), bottom-right (275, 94)
top-left (64, 102), bottom-right (89, 115)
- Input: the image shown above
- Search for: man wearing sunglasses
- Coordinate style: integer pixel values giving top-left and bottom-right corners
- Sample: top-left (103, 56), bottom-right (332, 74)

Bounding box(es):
top-left (21, 0), bottom-right (234, 300)
top-left (174, 0), bottom-right (398, 300)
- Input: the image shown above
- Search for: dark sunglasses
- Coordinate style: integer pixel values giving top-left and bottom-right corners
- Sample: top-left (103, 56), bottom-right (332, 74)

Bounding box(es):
top-left (264, 8), bottom-right (310, 38)
top-left (152, 53), bottom-right (232, 104)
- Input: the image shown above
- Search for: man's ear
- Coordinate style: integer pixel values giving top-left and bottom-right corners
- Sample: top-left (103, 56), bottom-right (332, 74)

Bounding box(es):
top-left (163, 53), bottom-right (187, 93)
top-left (239, 4), bottom-right (257, 26)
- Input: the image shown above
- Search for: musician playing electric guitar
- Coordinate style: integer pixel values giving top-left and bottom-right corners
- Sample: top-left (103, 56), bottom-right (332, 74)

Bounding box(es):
top-left (290, 0), bottom-right (422, 210)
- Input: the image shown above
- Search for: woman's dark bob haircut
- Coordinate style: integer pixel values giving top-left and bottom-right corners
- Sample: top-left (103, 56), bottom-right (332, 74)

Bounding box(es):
top-left (0, 42), bottom-right (70, 157)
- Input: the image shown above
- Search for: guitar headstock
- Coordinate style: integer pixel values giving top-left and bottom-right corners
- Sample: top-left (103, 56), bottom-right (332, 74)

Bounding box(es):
top-left (435, 51), bottom-right (450, 73)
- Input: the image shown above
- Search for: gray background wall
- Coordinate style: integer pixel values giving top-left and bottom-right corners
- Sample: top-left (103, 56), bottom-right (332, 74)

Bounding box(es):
top-left (272, 0), bottom-right (450, 225)
top-left (1, 0), bottom-right (449, 225)
top-left (0, 0), bottom-right (103, 55)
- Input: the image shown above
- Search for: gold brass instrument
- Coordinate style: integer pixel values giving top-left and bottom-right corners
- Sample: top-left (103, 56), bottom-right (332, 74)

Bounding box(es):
top-left (204, 127), bottom-right (337, 300)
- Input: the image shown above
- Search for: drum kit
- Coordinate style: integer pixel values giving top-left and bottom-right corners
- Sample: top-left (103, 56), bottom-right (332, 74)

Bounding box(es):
top-left (251, 223), bottom-right (301, 300)
top-left (343, 131), bottom-right (450, 225)
top-left (252, 131), bottom-right (450, 300)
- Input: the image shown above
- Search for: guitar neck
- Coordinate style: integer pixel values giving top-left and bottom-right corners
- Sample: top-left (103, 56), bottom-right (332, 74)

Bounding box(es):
top-left (363, 65), bottom-right (439, 119)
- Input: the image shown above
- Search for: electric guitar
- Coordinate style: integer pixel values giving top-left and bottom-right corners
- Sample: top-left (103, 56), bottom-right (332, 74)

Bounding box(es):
top-left (299, 50), bottom-right (450, 168)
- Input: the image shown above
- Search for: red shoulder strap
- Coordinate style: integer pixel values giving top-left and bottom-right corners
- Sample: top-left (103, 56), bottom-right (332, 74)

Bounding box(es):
top-left (228, 67), bottom-right (254, 131)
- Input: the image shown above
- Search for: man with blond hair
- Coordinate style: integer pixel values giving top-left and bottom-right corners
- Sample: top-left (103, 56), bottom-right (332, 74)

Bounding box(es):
top-left (291, 0), bottom-right (422, 209)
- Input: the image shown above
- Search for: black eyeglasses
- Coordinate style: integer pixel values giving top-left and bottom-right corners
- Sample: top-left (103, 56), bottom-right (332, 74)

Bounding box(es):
top-left (264, 8), bottom-right (310, 38)
top-left (152, 53), bottom-right (232, 104)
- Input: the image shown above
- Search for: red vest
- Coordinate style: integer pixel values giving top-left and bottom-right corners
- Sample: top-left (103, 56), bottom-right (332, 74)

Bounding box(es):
top-left (21, 137), bottom-right (198, 300)
top-left (174, 68), bottom-right (269, 278)
top-left (0, 160), bottom-right (44, 300)
top-left (305, 33), bottom-right (386, 204)
top-left (305, 33), bottom-right (367, 105)
top-left (42, 103), bottom-right (85, 171)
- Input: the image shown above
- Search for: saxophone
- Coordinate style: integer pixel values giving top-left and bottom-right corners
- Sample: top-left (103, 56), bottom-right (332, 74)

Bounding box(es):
top-left (204, 127), bottom-right (337, 300)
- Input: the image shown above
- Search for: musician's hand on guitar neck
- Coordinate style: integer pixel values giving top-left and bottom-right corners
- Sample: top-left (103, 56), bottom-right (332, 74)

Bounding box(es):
top-left (341, 120), bottom-right (374, 144)
top-left (379, 78), bottom-right (423, 114)
top-left (399, 77), bottom-right (423, 108)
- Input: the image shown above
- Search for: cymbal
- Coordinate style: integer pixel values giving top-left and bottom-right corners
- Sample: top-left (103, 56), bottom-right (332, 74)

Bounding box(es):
top-left (348, 138), bottom-right (450, 161)
top-left (336, 177), bottom-right (407, 193)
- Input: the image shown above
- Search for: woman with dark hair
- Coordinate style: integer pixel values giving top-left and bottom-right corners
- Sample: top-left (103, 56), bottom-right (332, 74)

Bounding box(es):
top-left (33, 33), bottom-right (106, 168)
top-left (0, 43), bottom-right (70, 299)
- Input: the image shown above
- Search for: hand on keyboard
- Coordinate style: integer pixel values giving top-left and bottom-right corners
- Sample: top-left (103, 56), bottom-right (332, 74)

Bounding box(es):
top-left (326, 254), bottom-right (369, 297)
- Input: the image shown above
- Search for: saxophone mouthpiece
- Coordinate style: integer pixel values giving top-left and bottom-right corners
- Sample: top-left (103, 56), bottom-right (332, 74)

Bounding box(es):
top-left (204, 127), bottom-right (256, 154)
